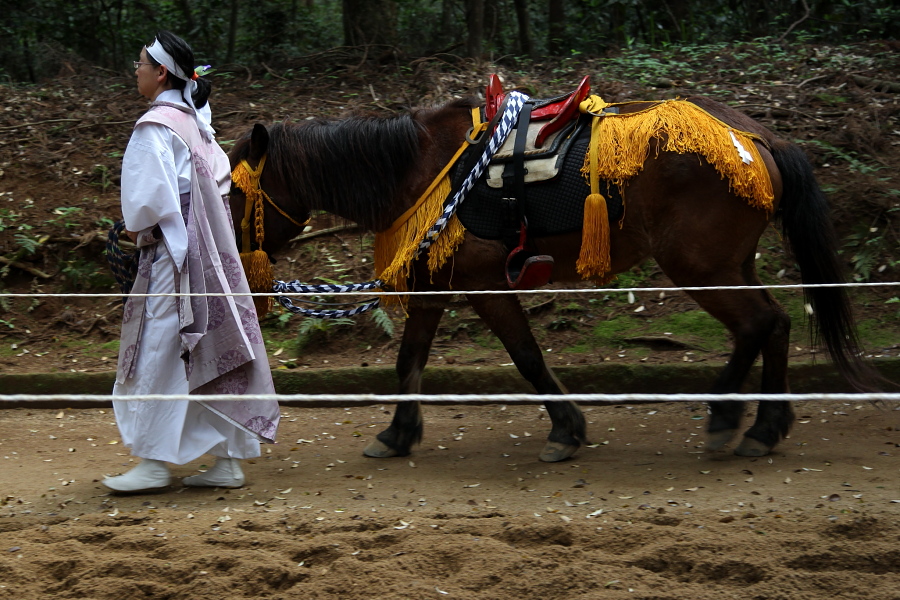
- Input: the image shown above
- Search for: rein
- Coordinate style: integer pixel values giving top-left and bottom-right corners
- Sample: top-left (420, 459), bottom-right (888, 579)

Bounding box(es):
top-left (275, 91), bottom-right (529, 319)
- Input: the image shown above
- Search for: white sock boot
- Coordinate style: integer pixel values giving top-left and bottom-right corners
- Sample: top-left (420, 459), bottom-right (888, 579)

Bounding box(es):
top-left (103, 459), bottom-right (171, 492)
top-left (182, 457), bottom-right (245, 488)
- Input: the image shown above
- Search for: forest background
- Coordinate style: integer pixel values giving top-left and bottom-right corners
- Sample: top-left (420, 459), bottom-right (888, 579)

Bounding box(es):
top-left (0, 0), bottom-right (898, 374)
top-left (3, 0), bottom-right (900, 83)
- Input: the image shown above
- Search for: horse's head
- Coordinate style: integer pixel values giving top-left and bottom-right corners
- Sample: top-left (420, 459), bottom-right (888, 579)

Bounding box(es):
top-left (229, 123), bottom-right (311, 258)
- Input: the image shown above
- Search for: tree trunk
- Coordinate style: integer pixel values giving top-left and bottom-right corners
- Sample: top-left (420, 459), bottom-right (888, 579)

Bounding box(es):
top-left (177, 0), bottom-right (197, 35)
top-left (548, 0), bottom-right (565, 55)
top-left (513, 0), bottom-right (534, 57)
top-left (343, 0), bottom-right (398, 47)
top-left (465, 0), bottom-right (484, 58)
top-left (226, 0), bottom-right (239, 64)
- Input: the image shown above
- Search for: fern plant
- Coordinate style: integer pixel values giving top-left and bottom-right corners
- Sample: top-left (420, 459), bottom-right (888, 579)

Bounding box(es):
top-left (296, 316), bottom-right (355, 347)
top-left (368, 307), bottom-right (395, 338)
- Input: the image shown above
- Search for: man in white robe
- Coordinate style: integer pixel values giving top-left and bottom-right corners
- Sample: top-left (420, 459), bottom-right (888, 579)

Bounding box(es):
top-left (104, 34), bottom-right (279, 493)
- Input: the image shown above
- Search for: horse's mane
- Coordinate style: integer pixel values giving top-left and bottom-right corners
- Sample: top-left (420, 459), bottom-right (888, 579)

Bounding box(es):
top-left (248, 112), bottom-right (420, 230)
top-left (232, 98), bottom-right (478, 231)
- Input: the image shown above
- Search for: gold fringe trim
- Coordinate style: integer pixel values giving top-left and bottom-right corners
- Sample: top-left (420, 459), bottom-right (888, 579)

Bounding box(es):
top-left (576, 95), bottom-right (774, 280)
top-left (375, 176), bottom-right (467, 307)
top-left (374, 111), bottom-right (481, 308)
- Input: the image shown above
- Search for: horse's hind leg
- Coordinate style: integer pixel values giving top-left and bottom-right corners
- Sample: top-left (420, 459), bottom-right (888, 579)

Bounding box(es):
top-left (669, 279), bottom-right (791, 456)
top-left (363, 300), bottom-right (446, 458)
top-left (734, 292), bottom-right (793, 456)
top-left (466, 293), bottom-right (587, 462)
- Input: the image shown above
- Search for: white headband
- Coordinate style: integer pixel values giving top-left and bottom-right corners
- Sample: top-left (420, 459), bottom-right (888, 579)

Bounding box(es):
top-left (145, 37), bottom-right (215, 140)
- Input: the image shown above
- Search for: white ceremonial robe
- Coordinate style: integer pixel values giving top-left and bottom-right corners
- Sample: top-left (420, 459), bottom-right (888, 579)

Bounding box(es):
top-left (113, 90), bottom-right (261, 464)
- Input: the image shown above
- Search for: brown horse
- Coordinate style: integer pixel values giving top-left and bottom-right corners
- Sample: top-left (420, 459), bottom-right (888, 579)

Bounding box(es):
top-left (228, 90), bottom-right (882, 462)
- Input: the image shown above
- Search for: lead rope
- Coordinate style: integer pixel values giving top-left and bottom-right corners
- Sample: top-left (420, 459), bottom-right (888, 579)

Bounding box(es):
top-left (274, 91), bottom-right (530, 319)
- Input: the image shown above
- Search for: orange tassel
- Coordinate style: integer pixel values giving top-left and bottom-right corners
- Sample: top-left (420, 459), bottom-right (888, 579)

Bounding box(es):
top-left (576, 192), bottom-right (610, 279)
top-left (240, 249), bottom-right (273, 316)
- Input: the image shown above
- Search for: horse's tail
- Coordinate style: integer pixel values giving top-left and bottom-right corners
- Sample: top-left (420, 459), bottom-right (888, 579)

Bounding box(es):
top-left (771, 140), bottom-right (885, 392)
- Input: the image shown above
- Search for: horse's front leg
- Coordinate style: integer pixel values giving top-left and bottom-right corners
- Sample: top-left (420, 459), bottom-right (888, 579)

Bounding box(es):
top-left (466, 293), bottom-right (587, 462)
top-left (363, 299), bottom-right (447, 458)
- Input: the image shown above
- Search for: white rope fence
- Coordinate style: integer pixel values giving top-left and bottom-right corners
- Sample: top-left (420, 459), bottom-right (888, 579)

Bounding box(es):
top-left (1, 280), bottom-right (899, 299)
top-left (2, 279), bottom-right (897, 405)
top-left (2, 393), bottom-right (899, 404)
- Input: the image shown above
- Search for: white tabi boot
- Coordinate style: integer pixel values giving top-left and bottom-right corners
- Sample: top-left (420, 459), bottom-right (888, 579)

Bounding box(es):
top-left (102, 458), bottom-right (172, 492)
top-left (182, 457), bottom-right (245, 488)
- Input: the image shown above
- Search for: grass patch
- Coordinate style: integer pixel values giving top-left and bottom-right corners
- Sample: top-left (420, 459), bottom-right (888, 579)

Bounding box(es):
top-left (590, 319), bottom-right (641, 348)
top-left (653, 311), bottom-right (731, 352)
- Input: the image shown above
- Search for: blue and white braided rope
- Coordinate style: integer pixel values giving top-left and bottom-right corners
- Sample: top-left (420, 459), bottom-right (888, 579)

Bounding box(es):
top-left (273, 279), bottom-right (384, 318)
top-left (273, 91), bottom-right (530, 319)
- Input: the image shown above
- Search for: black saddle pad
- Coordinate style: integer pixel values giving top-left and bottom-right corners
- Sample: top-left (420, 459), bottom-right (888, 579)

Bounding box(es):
top-left (454, 119), bottom-right (624, 240)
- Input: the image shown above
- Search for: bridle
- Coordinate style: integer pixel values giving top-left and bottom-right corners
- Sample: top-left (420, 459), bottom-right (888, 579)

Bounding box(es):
top-left (231, 154), bottom-right (310, 255)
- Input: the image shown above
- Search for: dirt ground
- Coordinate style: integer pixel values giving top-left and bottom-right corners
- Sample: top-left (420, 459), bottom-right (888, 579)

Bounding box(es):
top-left (1, 400), bottom-right (898, 599)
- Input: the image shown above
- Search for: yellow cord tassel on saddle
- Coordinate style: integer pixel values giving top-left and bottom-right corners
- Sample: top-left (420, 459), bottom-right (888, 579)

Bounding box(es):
top-left (232, 156), bottom-right (274, 317)
top-left (576, 94), bottom-right (774, 281)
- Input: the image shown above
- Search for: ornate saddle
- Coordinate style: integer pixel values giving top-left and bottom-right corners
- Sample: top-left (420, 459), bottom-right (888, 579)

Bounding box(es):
top-left (485, 74), bottom-right (591, 148)
top-left (457, 75), bottom-right (616, 290)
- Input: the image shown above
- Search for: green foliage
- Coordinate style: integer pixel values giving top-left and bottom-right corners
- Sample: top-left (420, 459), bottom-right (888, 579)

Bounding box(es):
top-left (13, 233), bottom-right (42, 255)
top-left (60, 257), bottom-right (114, 290)
top-left (368, 307), bottom-right (394, 338)
top-left (3, 0), bottom-right (899, 82)
top-left (0, 208), bottom-right (24, 232)
top-left (842, 223), bottom-right (892, 282)
top-left (296, 316), bottom-right (355, 348)
top-left (47, 206), bottom-right (84, 229)
top-left (800, 140), bottom-right (883, 175)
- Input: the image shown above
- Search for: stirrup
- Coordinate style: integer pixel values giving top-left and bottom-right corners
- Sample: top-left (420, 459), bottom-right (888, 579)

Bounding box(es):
top-left (506, 248), bottom-right (554, 290)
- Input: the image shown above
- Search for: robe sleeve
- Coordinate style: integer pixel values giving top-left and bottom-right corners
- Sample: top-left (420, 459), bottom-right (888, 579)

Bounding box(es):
top-left (120, 122), bottom-right (190, 269)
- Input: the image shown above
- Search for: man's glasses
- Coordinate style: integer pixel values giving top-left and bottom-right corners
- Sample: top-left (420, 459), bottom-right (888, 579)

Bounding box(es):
top-left (133, 61), bottom-right (153, 69)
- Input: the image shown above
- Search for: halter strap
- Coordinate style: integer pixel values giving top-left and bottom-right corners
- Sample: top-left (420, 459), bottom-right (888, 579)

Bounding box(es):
top-left (232, 154), bottom-right (309, 254)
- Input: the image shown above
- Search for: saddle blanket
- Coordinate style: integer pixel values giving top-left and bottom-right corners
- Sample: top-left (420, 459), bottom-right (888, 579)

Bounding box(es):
top-left (454, 119), bottom-right (624, 240)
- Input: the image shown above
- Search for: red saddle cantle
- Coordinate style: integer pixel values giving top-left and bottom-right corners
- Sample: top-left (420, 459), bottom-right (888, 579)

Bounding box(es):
top-left (484, 74), bottom-right (591, 148)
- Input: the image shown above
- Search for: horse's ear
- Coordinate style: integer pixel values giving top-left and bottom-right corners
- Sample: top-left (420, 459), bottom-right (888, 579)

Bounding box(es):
top-left (249, 123), bottom-right (269, 161)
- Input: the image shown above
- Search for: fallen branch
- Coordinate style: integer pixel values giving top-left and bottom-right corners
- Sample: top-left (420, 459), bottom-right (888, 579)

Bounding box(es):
top-left (734, 104), bottom-right (818, 120)
top-left (289, 224), bottom-right (359, 243)
top-left (850, 75), bottom-right (900, 93)
top-left (0, 256), bottom-right (52, 279)
top-left (0, 118), bottom-right (81, 132)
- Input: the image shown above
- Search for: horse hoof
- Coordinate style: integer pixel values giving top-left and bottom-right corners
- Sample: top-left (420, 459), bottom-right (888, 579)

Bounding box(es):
top-left (539, 441), bottom-right (577, 462)
top-left (363, 439), bottom-right (399, 458)
top-left (706, 429), bottom-right (738, 451)
top-left (734, 437), bottom-right (771, 457)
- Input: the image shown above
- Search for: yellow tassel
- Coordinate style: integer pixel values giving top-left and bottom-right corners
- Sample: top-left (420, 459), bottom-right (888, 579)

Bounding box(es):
top-left (240, 249), bottom-right (273, 316)
top-left (576, 193), bottom-right (610, 279)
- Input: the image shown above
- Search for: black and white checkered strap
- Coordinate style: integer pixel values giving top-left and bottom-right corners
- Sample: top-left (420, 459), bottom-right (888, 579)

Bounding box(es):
top-left (273, 92), bottom-right (529, 319)
top-left (416, 91), bottom-right (528, 256)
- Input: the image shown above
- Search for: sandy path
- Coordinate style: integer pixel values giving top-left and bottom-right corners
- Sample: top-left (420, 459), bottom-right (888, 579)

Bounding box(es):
top-left (1, 400), bottom-right (898, 599)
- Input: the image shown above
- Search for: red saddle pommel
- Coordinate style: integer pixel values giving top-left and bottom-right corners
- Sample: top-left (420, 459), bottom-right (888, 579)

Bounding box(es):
top-left (534, 75), bottom-right (591, 148)
top-left (483, 75), bottom-right (591, 147)
top-left (485, 74), bottom-right (505, 122)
